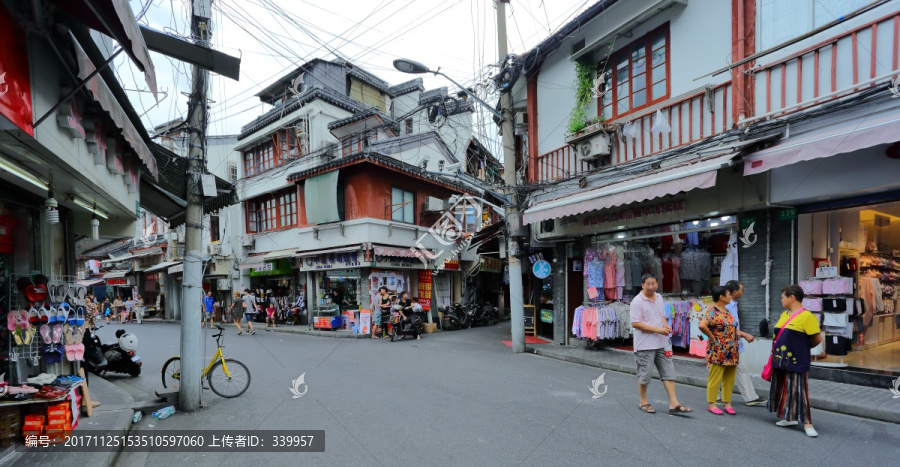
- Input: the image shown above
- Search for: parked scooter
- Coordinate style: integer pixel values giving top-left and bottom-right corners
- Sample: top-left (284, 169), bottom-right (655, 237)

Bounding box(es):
top-left (471, 302), bottom-right (499, 327)
top-left (439, 303), bottom-right (472, 331)
top-left (389, 305), bottom-right (424, 341)
top-left (82, 326), bottom-right (142, 377)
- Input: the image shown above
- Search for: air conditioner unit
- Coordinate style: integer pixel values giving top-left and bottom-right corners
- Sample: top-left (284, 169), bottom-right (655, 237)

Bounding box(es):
top-left (208, 243), bottom-right (221, 255)
top-left (77, 271), bottom-right (88, 280)
top-left (217, 278), bottom-right (230, 290)
top-left (575, 131), bottom-right (612, 167)
top-left (534, 217), bottom-right (565, 240)
top-left (424, 196), bottom-right (444, 213)
top-left (241, 236), bottom-right (255, 249)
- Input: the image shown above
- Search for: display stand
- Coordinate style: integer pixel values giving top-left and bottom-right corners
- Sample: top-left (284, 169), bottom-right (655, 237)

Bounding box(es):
top-left (523, 305), bottom-right (536, 337)
top-left (313, 304), bottom-right (340, 330)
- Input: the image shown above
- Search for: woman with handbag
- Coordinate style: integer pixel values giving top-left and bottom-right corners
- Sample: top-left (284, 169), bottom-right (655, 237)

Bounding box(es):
top-left (766, 285), bottom-right (823, 437)
top-left (699, 286), bottom-right (751, 415)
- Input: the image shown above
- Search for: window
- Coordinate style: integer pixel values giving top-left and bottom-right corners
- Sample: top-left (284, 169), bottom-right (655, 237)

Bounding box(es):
top-left (229, 163), bottom-right (238, 183)
top-left (390, 187), bottom-right (415, 223)
top-left (210, 212), bottom-right (220, 242)
top-left (341, 134), bottom-right (364, 157)
top-left (246, 189), bottom-right (297, 233)
top-left (243, 140), bottom-right (278, 177)
top-left (454, 205), bottom-right (478, 234)
top-left (405, 119), bottom-right (413, 134)
top-left (600, 24), bottom-right (668, 119)
top-left (758, 0), bottom-right (869, 50)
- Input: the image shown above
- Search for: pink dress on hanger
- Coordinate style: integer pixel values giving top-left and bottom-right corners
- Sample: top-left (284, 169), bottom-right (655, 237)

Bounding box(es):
top-left (604, 247), bottom-right (617, 300)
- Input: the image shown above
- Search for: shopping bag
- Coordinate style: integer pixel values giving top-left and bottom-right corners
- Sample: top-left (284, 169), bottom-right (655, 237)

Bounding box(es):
top-left (689, 339), bottom-right (707, 357)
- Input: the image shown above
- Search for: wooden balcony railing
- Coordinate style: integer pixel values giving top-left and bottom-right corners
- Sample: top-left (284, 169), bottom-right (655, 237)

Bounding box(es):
top-left (534, 81), bottom-right (733, 183)
top-left (748, 10), bottom-right (900, 123)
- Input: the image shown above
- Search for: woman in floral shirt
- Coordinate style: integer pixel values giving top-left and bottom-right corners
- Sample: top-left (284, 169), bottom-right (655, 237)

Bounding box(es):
top-left (699, 285), bottom-right (753, 416)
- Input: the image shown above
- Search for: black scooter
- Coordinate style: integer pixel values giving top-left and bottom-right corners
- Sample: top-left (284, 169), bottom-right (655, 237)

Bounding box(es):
top-left (82, 326), bottom-right (142, 377)
top-left (389, 308), bottom-right (424, 341)
top-left (471, 302), bottom-right (499, 327)
top-left (440, 303), bottom-right (472, 331)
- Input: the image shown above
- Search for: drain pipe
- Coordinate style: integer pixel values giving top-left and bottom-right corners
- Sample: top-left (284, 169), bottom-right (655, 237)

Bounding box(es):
top-left (763, 209), bottom-right (772, 325)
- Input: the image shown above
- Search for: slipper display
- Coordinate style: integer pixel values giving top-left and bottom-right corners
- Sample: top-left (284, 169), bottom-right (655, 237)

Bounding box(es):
top-left (74, 329), bottom-right (85, 361)
top-left (75, 306), bottom-right (85, 327)
top-left (64, 327), bottom-right (76, 362)
top-left (51, 324), bottom-right (62, 344)
top-left (40, 323), bottom-right (52, 344)
top-left (26, 373), bottom-right (58, 385)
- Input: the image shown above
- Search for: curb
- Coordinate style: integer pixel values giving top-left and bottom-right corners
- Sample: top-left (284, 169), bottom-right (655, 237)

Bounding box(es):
top-left (82, 375), bottom-right (139, 466)
top-left (149, 319), bottom-right (384, 339)
top-left (527, 346), bottom-right (900, 425)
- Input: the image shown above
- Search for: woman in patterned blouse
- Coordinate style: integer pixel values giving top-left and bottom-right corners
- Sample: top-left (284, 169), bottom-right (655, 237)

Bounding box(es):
top-left (699, 286), bottom-right (753, 415)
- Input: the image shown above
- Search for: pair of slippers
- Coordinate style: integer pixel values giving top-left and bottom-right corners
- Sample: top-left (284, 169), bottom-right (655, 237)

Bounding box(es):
top-left (39, 323), bottom-right (65, 345)
top-left (63, 327), bottom-right (85, 361)
top-left (40, 344), bottom-right (65, 364)
top-left (7, 309), bottom-right (34, 345)
top-left (48, 303), bottom-right (83, 326)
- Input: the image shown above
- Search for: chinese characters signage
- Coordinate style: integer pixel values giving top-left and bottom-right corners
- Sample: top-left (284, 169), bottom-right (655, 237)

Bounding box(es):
top-left (417, 270), bottom-right (432, 311)
top-left (581, 200), bottom-right (686, 227)
top-left (481, 256), bottom-right (502, 273)
top-left (107, 278), bottom-right (130, 286)
top-left (298, 251), bottom-right (362, 271)
top-left (371, 256), bottom-right (425, 269)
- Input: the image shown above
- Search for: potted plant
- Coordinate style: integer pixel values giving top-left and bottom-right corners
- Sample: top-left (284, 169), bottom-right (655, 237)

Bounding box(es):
top-left (564, 60), bottom-right (607, 144)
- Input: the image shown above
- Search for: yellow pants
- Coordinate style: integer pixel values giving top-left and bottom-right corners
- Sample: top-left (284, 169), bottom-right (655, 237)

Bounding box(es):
top-left (707, 364), bottom-right (737, 404)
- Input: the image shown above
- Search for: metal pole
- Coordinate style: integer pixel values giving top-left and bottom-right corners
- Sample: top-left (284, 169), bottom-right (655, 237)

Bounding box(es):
top-left (496, 0), bottom-right (525, 353)
top-left (179, 0), bottom-right (211, 412)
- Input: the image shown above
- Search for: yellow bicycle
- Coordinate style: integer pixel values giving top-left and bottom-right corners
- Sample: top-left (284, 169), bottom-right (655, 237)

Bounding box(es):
top-left (161, 325), bottom-right (251, 398)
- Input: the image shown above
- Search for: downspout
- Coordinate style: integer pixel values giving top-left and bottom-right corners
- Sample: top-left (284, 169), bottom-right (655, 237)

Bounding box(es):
top-left (764, 209), bottom-right (772, 324)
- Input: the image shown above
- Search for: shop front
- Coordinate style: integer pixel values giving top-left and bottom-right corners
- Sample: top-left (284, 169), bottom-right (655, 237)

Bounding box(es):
top-left (298, 249), bottom-right (366, 331)
top-left (248, 258), bottom-right (300, 321)
top-left (104, 273), bottom-right (134, 301)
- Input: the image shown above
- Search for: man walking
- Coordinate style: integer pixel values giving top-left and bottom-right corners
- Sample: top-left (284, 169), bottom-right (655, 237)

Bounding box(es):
top-left (202, 291), bottom-right (216, 329)
top-left (630, 273), bottom-right (692, 414)
top-left (719, 280), bottom-right (767, 406)
top-left (241, 289), bottom-right (257, 335)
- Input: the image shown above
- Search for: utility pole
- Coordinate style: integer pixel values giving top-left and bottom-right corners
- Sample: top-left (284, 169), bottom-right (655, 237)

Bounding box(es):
top-left (180, 0), bottom-right (211, 411)
top-left (497, 0), bottom-right (525, 353)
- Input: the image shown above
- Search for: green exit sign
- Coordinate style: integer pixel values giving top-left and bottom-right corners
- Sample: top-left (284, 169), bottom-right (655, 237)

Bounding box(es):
top-left (740, 216), bottom-right (756, 230)
top-left (779, 208), bottom-right (797, 221)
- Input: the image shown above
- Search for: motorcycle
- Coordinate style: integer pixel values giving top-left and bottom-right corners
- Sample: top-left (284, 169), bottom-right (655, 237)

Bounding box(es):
top-left (389, 305), bottom-right (424, 341)
top-left (471, 302), bottom-right (499, 327)
top-left (439, 303), bottom-right (472, 331)
top-left (82, 326), bottom-right (142, 377)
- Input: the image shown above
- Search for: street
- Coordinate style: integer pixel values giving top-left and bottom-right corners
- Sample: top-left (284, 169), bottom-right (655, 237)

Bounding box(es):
top-left (94, 321), bottom-right (900, 466)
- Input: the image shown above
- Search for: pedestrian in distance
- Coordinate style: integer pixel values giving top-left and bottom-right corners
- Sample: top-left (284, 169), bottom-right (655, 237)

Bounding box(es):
top-left (767, 284), bottom-right (822, 437)
top-left (103, 297), bottom-right (112, 325)
top-left (629, 273), bottom-right (692, 415)
top-left (135, 294), bottom-right (145, 324)
top-left (265, 298), bottom-right (277, 330)
top-left (397, 291), bottom-right (420, 340)
top-left (112, 296), bottom-right (125, 324)
top-left (241, 289), bottom-right (257, 335)
top-left (229, 291), bottom-right (245, 335)
top-left (203, 291), bottom-right (216, 329)
top-left (378, 286), bottom-right (392, 338)
top-left (717, 281), bottom-right (766, 406)
top-left (124, 296), bottom-right (134, 323)
top-left (699, 286), bottom-right (749, 415)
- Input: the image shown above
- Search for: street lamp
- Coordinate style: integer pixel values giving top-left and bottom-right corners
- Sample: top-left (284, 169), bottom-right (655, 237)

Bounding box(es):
top-left (393, 58), bottom-right (501, 120)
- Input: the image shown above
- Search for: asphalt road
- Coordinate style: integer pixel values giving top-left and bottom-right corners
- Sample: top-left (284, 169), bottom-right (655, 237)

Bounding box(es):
top-left (99, 321), bottom-right (900, 466)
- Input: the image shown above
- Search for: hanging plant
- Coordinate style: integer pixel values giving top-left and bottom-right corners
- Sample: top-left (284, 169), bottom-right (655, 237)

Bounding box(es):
top-left (567, 60), bottom-right (597, 134)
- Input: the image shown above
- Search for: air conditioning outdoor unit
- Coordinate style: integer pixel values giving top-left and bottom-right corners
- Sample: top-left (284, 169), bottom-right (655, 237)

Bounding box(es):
top-left (217, 278), bottom-right (230, 290)
top-left (208, 243), bottom-right (221, 255)
top-left (241, 236), bottom-right (255, 249)
top-left (575, 131), bottom-right (612, 167)
top-left (424, 196), bottom-right (444, 213)
top-left (77, 271), bottom-right (88, 280)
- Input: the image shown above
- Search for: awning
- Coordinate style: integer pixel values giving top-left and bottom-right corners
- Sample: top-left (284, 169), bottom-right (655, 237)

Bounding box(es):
top-left (70, 33), bottom-right (157, 179)
top-left (523, 153), bottom-right (736, 225)
top-left (139, 25), bottom-right (240, 80)
top-left (304, 170), bottom-right (341, 224)
top-left (49, 0), bottom-right (157, 98)
top-left (103, 253), bottom-right (136, 264)
top-left (373, 245), bottom-right (425, 258)
top-left (145, 261), bottom-right (180, 273)
top-left (168, 263), bottom-right (183, 274)
top-left (744, 110), bottom-right (900, 176)
top-left (263, 249), bottom-right (297, 261)
top-left (103, 271), bottom-right (129, 279)
top-left (131, 247), bottom-right (163, 258)
top-left (77, 279), bottom-right (105, 287)
top-left (295, 245), bottom-right (362, 258)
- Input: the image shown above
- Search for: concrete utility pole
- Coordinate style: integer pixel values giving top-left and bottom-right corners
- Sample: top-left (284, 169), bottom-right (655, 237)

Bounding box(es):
top-left (180, 0), bottom-right (211, 411)
top-left (497, 0), bottom-right (525, 353)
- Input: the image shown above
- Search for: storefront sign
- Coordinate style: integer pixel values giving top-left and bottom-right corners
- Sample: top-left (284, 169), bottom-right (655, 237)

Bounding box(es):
top-left (371, 256), bottom-right (425, 270)
top-left (250, 259), bottom-right (293, 276)
top-left (298, 250), bottom-right (363, 271)
top-left (443, 259), bottom-right (460, 270)
top-left (107, 278), bottom-right (130, 286)
top-left (740, 216), bottom-right (756, 229)
top-left (540, 310), bottom-right (553, 323)
top-left (581, 201), bottom-right (686, 227)
top-left (417, 270), bottom-right (432, 311)
top-left (144, 273), bottom-right (159, 281)
top-left (533, 260), bottom-right (551, 279)
top-left (481, 256), bottom-right (502, 273)
top-left (359, 310), bottom-right (371, 334)
top-left (314, 316), bottom-right (332, 329)
top-left (254, 263), bottom-right (274, 272)
top-left (778, 208), bottom-right (797, 221)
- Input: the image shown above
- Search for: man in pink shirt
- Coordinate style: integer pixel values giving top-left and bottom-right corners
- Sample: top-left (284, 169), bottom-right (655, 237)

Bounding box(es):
top-left (630, 273), bottom-right (692, 415)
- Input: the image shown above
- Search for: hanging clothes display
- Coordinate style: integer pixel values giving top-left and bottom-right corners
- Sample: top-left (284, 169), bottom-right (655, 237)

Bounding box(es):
top-left (662, 254), bottom-right (681, 293)
top-left (719, 231), bottom-right (739, 285)
top-left (584, 247), bottom-right (605, 290)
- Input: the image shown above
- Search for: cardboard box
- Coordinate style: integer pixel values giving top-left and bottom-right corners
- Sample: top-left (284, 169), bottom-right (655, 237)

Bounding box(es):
top-left (22, 429), bottom-right (42, 438)
top-left (47, 407), bottom-right (69, 417)
top-left (423, 323), bottom-right (437, 333)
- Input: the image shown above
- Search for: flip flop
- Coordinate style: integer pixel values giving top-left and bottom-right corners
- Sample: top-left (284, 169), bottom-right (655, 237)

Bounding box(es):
top-left (40, 323), bottom-right (52, 344)
top-left (639, 403), bottom-right (656, 414)
top-left (28, 306), bottom-right (40, 324)
top-left (74, 329), bottom-right (85, 361)
top-left (62, 303), bottom-right (75, 326)
top-left (64, 327), bottom-right (76, 362)
top-left (669, 404), bottom-right (693, 415)
top-left (51, 324), bottom-right (62, 344)
top-left (17, 309), bottom-right (30, 331)
top-left (40, 304), bottom-right (51, 323)
top-left (6, 309), bottom-right (16, 331)
top-left (48, 305), bottom-right (58, 324)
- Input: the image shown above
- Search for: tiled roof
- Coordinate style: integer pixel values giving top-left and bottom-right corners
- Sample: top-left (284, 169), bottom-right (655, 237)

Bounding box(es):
top-left (239, 86), bottom-right (366, 140)
top-left (389, 78), bottom-right (424, 96)
top-left (80, 239), bottom-right (132, 259)
top-left (521, 0), bottom-right (619, 70)
top-left (327, 108), bottom-right (395, 130)
top-left (346, 65), bottom-right (390, 92)
top-left (254, 58), bottom-right (337, 98)
top-left (419, 87), bottom-right (448, 105)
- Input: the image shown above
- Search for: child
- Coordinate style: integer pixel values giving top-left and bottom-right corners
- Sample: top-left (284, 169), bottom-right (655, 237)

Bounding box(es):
top-left (265, 300), bottom-right (277, 330)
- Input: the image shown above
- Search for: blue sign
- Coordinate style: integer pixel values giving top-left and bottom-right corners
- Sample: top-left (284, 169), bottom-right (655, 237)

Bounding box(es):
top-left (533, 260), bottom-right (551, 279)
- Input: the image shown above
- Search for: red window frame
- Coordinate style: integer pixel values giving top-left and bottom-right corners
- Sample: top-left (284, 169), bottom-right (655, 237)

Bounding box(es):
top-left (210, 212), bottom-right (220, 242)
top-left (245, 189), bottom-right (298, 233)
top-left (600, 23), bottom-right (670, 120)
top-left (243, 140), bottom-right (278, 177)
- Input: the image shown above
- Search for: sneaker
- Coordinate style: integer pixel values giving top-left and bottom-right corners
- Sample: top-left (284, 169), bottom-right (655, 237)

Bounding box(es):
top-left (744, 397), bottom-right (767, 406)
top-left (250, 330), bottom-right (256, 335)
top-left (805, 426), bottom-right (818, 437)
top-left (776, 420), bottom-right (799, 427)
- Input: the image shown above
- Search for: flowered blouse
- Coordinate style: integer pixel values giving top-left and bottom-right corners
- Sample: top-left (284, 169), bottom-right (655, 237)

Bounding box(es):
top-left (705, 306), bottom-right (739, 366)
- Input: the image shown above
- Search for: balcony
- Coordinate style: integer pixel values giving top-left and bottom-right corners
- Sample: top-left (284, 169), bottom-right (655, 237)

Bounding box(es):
top-left (534, 81), bottom-right (733, 183)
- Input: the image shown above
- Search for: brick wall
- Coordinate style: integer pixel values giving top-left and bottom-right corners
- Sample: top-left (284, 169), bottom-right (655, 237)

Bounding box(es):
top-left (737, 209), bottom-right (794, 336)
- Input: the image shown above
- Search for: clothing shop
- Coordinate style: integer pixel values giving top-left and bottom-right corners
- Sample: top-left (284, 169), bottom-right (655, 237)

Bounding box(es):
top-left (525, 164), bottom-right (762, 348)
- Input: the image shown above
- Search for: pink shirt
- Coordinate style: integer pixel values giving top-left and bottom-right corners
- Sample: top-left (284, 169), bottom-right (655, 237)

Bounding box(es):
top-left (630, 292), bottom-right (668, 351)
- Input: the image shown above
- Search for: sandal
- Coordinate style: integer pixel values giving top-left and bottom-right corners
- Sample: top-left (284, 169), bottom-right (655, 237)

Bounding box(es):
top-left (669, 404), bottom-right (693, 414)
top-left (639, 403), bottom-right (656, 414)
top-left (74, 329), bottom-right (85, 361)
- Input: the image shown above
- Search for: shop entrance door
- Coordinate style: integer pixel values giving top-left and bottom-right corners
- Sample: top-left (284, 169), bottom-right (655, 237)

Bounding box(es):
top-left (566, 258), bottom-right (583, 344)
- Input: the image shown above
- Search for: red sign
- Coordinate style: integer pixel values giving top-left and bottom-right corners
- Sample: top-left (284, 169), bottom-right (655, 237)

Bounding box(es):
top-left (0, 3), bottom-right (34, 136)
top-left (107, 278), bottom-right (129, 286)
top-left (144, 273), bottom-right (159, 281)
top-left (417, 270), bottom-right (432, 311)
top-left (443, 259), bottom-right (459, 270)
top-left (314, 316), bottom-right (333, 329)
